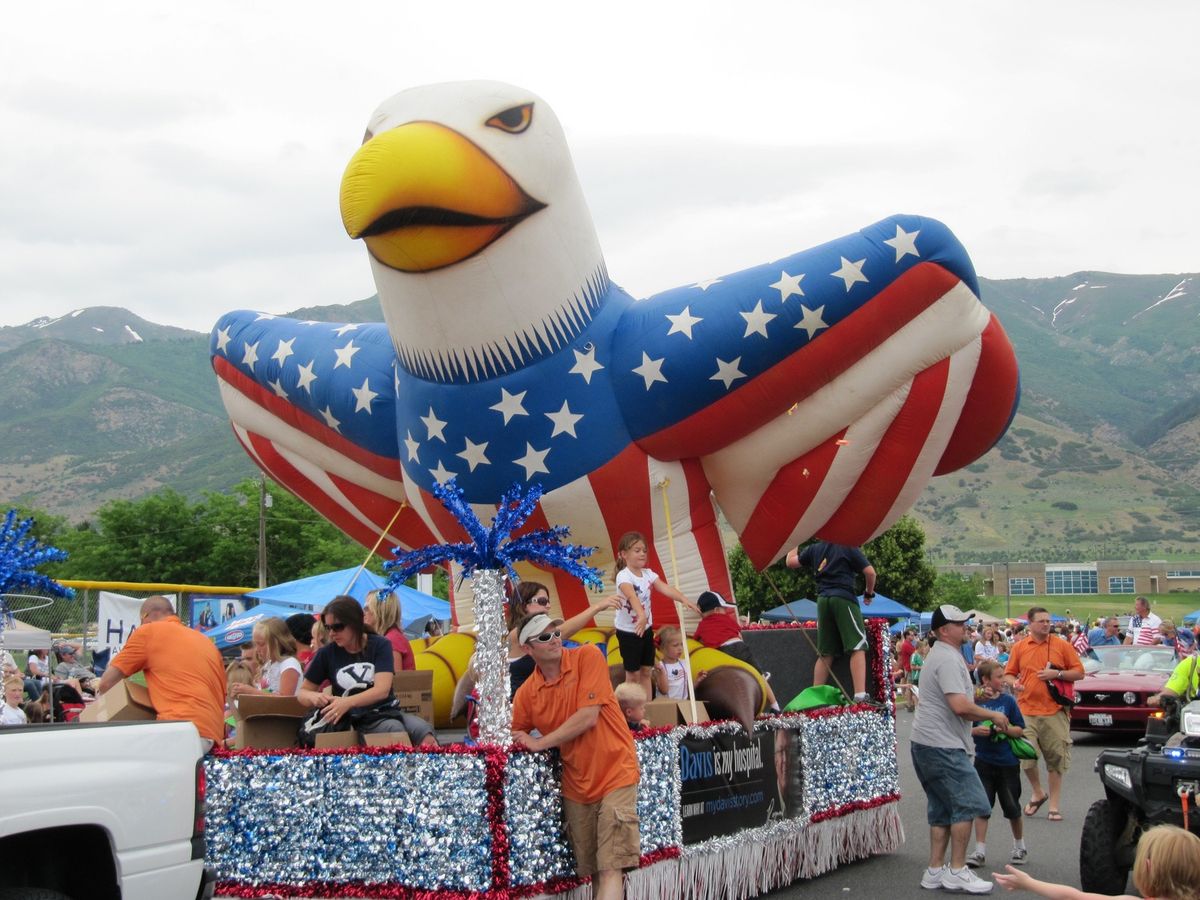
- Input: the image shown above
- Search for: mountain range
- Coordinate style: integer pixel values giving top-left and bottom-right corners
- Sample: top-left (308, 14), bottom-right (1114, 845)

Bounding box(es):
top-left (1, 276), bottom-right (1197, 563)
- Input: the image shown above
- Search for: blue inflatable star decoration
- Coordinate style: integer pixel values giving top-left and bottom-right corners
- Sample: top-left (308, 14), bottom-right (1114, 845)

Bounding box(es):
top-left (211, 81), bottom-right (1020, 630)
top-left (0, 509), bottom-right (74, 637)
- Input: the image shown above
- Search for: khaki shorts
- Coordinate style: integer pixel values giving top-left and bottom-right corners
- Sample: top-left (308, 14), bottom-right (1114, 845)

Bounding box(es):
top-left (562, 783), bottom-right (641, 877)
top-left (1022, 711), bottom-right (1072, 774)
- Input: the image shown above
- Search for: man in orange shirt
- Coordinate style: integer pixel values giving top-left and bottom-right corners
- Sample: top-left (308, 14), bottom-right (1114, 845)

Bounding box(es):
top-left (1002, 607), bottom-right (1083, 823)
top-left (97, 595), bottom-right (226, 750)
top-left (511, 613), bottom-right (640, 900)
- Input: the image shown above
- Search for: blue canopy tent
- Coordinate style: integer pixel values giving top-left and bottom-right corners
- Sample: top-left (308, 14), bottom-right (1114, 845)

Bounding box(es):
top-left (244, 567), bottom-right (450, 631)
top-left (244, 566), bottom-right (385, 608)
top-left (1181, 609), bottom-right (1200, 627)
top-left (203, 602), bottom-right (308, 651)
top-left (761, 593), bottom-right (916, 623)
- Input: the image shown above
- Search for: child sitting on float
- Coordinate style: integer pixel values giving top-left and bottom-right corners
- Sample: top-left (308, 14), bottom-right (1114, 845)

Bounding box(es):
top-left (693, 591), bottom-right (782, 713)
top-left (615, 682), bottom-right (650, 732)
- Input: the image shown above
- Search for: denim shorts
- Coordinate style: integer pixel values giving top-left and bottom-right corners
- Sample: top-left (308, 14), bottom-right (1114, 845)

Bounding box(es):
top-left (911, 743), bottom-right (992, 826)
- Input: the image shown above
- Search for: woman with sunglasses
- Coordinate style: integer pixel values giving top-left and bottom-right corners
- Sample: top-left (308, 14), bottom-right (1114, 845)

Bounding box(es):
top-left (298, 595), bottom-right (435, 745)
top-left (505, 581), bottom-right (621, 697)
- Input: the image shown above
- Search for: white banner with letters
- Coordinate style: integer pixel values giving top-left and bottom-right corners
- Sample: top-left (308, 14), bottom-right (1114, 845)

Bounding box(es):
top-left (95, 592), bottom-right (177, 654)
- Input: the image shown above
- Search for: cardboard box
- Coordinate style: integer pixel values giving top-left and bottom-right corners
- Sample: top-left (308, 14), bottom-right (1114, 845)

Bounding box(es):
top-left (644, 698), bottom-right (709, 728)
top-left (361, 731), bottom-right (412, 749)
top-left (234, 694), bottom-right (309, 750)
top-left (314, 730), bottom-right (361, 749)
top-left (79, 680), bottom-right (156, 724)
top-left (393, 670), bottom-right (434, 725)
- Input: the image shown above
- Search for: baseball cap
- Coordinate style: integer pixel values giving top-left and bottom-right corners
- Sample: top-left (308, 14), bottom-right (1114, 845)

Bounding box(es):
top-left (697, 590), bottom-right (735, 613)
top-left (518, 613), bottom-right (566, 645)
top-left (930, 605), bottom-right (972, 631)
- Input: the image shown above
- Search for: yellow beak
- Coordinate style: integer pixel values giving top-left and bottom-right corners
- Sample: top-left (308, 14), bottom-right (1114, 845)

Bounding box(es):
top-left (340, 122), bottom-right (545, 272)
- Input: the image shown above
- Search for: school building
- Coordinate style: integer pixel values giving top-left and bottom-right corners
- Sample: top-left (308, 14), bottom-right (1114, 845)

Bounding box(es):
top-left (940, 561), bottom-right (1200, 598)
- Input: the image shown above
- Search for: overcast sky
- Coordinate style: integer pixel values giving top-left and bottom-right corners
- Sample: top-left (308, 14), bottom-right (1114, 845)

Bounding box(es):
top-left (2, 1), bottom-right (1196, 332)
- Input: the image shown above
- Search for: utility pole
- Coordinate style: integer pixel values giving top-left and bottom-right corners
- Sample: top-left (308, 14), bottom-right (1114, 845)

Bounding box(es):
top-left (1004, 559), bottom-right (1011, 620)
top-left (257, 478), bottom-right (272, 588)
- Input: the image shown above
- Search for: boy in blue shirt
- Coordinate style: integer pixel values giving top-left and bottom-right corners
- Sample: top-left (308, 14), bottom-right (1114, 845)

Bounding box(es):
top-left (966, 659), bottom-right (1028, 869)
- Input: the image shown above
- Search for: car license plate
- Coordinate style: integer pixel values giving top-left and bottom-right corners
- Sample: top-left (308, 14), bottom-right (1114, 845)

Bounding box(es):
top-left (1089, 713), bottom-right (1113, 727)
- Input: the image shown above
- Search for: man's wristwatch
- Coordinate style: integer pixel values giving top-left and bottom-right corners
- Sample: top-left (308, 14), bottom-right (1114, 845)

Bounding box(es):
top-left (864, 591), bottom-right (875, 599)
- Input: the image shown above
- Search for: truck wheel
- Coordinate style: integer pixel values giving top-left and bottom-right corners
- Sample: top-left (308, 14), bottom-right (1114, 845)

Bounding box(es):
top-left (0, 890), bottom-right (74, 900)
top-left (1079, 798), bottom-right (1131, 895)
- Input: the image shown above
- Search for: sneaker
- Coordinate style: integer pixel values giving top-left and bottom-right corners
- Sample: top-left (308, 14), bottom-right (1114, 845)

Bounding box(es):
top-left (941, 866), bottom-right (993, 894)
top-left (965, 849), bottom-right (986, 869)
top-left (1009, 847), bottom-right (1028, 866)
top-left (921, 866), bottom-right (946, 890)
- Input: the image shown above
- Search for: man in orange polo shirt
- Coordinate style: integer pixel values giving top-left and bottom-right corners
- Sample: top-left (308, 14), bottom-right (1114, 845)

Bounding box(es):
top-left (97, 595), bottom-right (226, 750)
top-left (511, 612), bottom-right (640, 900)
top-left (1002, 606), bottom-right (1083, 823)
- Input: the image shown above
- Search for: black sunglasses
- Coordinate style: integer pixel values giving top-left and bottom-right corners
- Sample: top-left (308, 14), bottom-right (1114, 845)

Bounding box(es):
top-left (324, 621), bottom-right (347, 633)
top-left (531, 630), bottom-right (562, 644)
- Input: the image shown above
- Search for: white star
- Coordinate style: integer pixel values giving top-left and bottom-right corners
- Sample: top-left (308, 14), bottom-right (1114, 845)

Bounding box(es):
top-left (269, 379), bottom-right (288, 399)
top-left (632, 352), bottom-right (668, 389)
top-left (513, 443), bottom-right (551, 480)
top-left (546, 400), bottom-right (583, 438)
top-left (241, 341), bottom-right (260, 368)
top-left (569, 346), bottom-right (604, 383)
top-left (404, 430), bottom-right (420, 463)
top-left (319, 405), bottom-right (341, 432)
top-left (351, 378), bottom-right (378, 413)
top-left (490, 388), bottom-right (529, 424)
top-left (665, 306), bottom-right (703, 339)
top-left (254, 313), bottom-right (276, 322)
top-left (215, 327), bottom-right (231, 354)
top-left (421, 407), bottom-right (447, 442)
top-left (740, 300), bottom-right (777, 338)
top-left (296, 361), bottom-right (317, 393)
top-left (770, 271), bottom-right (806, 301)
top-left (795, 305), bottom-right (829, 339)
top-left (333, 340), bottom-right (360, 369)
top-left (271, 338), bottom-right (295, 366)
top-left (692, 277), bottom-right (723, 291)
top-left (883, 225), bottom-right (921, 262)
top-left (457, 437), bottom-right (491, 472)
top-left (710, 357), bottom-right (747, 390)
top-left (430, 460), bottom-right (455, 485)
top-left (299, 320), bottom-right (320, 326)
top-left (333, 323), bottom-right (360, 337)
top-left (832, 257), bottom-right (868, 291)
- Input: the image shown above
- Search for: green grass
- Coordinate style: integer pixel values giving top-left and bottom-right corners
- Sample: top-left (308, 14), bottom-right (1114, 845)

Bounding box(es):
top-left (987, 593), bottom-right (1200, 625)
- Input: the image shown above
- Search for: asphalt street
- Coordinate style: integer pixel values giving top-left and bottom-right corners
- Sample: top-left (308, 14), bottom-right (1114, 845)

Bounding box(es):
top-left (768, 712), bottom-right (1138, 899)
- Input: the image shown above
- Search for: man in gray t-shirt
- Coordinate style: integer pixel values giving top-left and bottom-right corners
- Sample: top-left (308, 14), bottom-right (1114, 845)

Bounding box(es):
top-left (910, 606), bottom-right (1010, 895)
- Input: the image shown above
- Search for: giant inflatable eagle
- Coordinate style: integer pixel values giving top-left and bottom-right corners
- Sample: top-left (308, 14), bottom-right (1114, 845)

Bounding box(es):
top-left (211, 81), bottom-right (1019, 626)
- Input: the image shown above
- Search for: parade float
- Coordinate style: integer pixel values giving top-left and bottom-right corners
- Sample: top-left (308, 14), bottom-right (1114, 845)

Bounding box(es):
top-left (202, 79), bottom-right (1018, 897)
top-left (204, 483), bottom-right (901, 899)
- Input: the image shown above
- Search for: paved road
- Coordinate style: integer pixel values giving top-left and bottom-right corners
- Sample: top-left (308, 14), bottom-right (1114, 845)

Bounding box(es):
top-left (769, 713), bottom-right (1137, 898)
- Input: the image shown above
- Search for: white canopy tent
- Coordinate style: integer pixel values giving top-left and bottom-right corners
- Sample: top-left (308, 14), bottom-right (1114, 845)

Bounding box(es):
top-left (1, 618), bottom-right (54, 652)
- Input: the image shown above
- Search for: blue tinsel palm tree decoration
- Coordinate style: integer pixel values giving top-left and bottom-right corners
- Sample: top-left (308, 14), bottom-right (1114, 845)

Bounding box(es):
top-left (0, 509), bottom-right (74, 633)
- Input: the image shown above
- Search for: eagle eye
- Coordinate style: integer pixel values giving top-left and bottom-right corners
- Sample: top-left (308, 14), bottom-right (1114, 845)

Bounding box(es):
top-left (486, 103), bottom-right (533, 134)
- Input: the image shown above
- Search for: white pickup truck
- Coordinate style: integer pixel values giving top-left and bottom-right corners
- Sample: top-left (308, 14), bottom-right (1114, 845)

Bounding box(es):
top-left (0, 720), bottom-right (216, 900)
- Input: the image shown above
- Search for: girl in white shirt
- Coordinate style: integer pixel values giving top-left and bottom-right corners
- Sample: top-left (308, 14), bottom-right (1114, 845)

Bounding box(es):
top-left (230, 617), bottom-right (303, 697)
top-left (614, 530), bottom-right (699, 696)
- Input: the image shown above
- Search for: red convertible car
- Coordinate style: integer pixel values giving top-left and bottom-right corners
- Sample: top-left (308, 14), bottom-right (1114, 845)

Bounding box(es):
top-left (1070, 645), bottom-right (1180, 734)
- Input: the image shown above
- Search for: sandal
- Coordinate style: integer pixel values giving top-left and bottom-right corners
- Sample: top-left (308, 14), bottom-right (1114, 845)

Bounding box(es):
top-left (1023, 795), bottom-right (1048, 817)
top-left (1047, 810), bottom-right (1063, 822)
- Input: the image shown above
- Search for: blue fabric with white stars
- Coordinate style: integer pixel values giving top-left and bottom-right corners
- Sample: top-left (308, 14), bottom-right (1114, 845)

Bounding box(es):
top-left (210, 214), bottom-right (975, 503)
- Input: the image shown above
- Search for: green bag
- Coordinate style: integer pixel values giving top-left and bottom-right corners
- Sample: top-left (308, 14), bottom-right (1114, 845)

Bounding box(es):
top-left (784, 684), bottom-right (848, 712)
top-left (989, 724), bottom-right (1038, 760)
